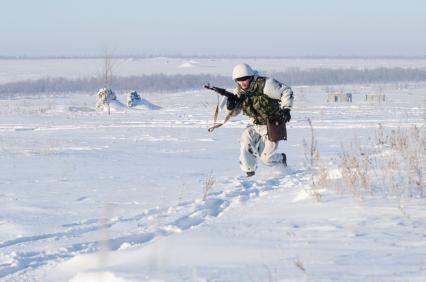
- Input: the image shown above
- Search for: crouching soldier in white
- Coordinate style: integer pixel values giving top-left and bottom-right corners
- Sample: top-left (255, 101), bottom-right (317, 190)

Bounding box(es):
top-left (227, 63), bottom-right (294, 177)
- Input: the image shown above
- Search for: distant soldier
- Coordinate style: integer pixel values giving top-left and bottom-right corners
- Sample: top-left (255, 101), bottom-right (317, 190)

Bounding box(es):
top-left (127, 91), bottom-right (141, 107)
top-left (96, 88), bottom-right (116, 111)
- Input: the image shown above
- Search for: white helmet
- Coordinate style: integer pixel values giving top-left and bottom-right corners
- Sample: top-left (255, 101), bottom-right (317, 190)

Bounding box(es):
top-left (232, 63), bottom-right (256, 81)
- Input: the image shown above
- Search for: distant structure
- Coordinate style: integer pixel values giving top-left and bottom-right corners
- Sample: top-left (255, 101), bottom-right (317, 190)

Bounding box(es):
top-left (327, 92), bottom-right (353, 103)
top-left (96, 88), bottom-right (117, 111)
top-left (365, 94), bottom-right (386, 103)
top-left (127, 91), bottom-right (141, 107)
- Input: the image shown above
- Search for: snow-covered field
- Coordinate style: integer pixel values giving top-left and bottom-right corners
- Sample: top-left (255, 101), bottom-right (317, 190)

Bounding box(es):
top-left (0, 58), bottom-right (425, 281)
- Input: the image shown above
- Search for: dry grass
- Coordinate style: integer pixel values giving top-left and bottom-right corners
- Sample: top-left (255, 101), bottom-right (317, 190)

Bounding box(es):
top-left (303, 118), bottom-right (329, 201)
top-left (202, 172), bottom-right (216, 201)
top-left (305, 110), bottom-right (425, 201)
top-left (0, 98), bottom-right (57, 115)
top-left (293, 258), bottom-right (306, 273)
top-left (337, 123), bottom-right (425, 199)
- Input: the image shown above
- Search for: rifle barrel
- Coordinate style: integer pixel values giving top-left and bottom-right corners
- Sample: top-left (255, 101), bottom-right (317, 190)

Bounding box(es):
top-left (204, 84), bottom-right (239, 102)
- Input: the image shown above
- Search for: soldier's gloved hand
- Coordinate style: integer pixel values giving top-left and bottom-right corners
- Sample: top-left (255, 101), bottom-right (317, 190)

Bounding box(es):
top-left (281, 109), bottom-right (291, 123)
top-left (226, 98), bottom-right (238, 110)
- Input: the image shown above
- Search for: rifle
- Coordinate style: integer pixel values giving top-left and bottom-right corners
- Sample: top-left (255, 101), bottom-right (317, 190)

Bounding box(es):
top-left (204, 84), bottom-right (239, 103)
top-left (204, 84), bottom-right (239, 132)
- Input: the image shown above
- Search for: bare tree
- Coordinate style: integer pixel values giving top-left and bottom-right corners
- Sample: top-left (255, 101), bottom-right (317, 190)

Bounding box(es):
top-left (102, 51), bottom-right (114, 115)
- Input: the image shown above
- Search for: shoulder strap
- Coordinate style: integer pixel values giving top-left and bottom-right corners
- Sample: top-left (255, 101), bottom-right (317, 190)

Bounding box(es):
top-left (208, 96), bottom-right (234, 132)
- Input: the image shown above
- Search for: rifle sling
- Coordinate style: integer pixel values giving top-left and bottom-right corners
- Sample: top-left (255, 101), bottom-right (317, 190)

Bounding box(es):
top-left (208, 96), bottom-right (233, 132)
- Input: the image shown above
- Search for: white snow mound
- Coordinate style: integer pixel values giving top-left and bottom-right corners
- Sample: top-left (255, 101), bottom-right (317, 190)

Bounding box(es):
top-left (69, 272), bottom-right (136, 282)
top-left (178, 60), bottom-right (200, 68)
top-left (132, 98), bottom-right (161, 110)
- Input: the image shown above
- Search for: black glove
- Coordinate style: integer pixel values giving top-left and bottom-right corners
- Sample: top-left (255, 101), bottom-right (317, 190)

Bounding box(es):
top-left (281, 109), bottom-right (291, 123)
top-left (226, 97), bottom-right (238, 110)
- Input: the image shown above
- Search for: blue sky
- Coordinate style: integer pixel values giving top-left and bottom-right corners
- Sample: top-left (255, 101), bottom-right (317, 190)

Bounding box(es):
top-left (1, 0), bottom-right (425, 57)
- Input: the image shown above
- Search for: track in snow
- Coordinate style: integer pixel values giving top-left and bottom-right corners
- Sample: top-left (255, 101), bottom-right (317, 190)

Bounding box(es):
top-left (0, 169), bottom-right (305, 278)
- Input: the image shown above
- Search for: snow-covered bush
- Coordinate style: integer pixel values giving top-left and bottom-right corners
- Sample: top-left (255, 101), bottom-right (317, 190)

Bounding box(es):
top-left (96, 88), bottom-right (116, 111)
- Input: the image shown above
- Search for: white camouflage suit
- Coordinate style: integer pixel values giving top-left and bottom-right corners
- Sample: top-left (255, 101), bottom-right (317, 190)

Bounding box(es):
top-left (225, 75), bottom-right (294, 174)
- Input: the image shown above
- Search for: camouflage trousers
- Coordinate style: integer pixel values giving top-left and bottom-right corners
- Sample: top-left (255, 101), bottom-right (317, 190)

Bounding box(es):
top-left (239, 124), bottom-right (284, 173)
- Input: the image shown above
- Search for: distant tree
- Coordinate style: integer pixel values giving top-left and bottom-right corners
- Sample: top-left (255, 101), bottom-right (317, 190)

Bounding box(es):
top-left (101, 51), bottom-right (114, 115)
top-left (1, 67), bottom-right (426, 96)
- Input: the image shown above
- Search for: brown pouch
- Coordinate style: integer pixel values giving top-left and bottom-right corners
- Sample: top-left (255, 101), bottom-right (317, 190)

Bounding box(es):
top-left (266, 116), bottom-right (287, 142)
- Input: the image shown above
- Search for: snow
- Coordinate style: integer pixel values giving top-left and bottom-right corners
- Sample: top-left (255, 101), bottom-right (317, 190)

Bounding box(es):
top-left (69, 272), bottom-right (136, 282)
top-left (178, 60), bottom-right (201, 68)
top-left (131, 99), bottom-right (161, 110)
top-left (0, 58), bottom-right (425, 281)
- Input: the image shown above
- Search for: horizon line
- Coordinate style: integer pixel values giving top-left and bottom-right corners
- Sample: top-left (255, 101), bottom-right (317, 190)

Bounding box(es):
top-left (1, 54), bottom-right (426, 60)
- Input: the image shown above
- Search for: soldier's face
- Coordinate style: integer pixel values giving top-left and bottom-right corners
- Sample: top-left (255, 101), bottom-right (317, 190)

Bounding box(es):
top-left (237, 77), bottom-right (251, 90)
